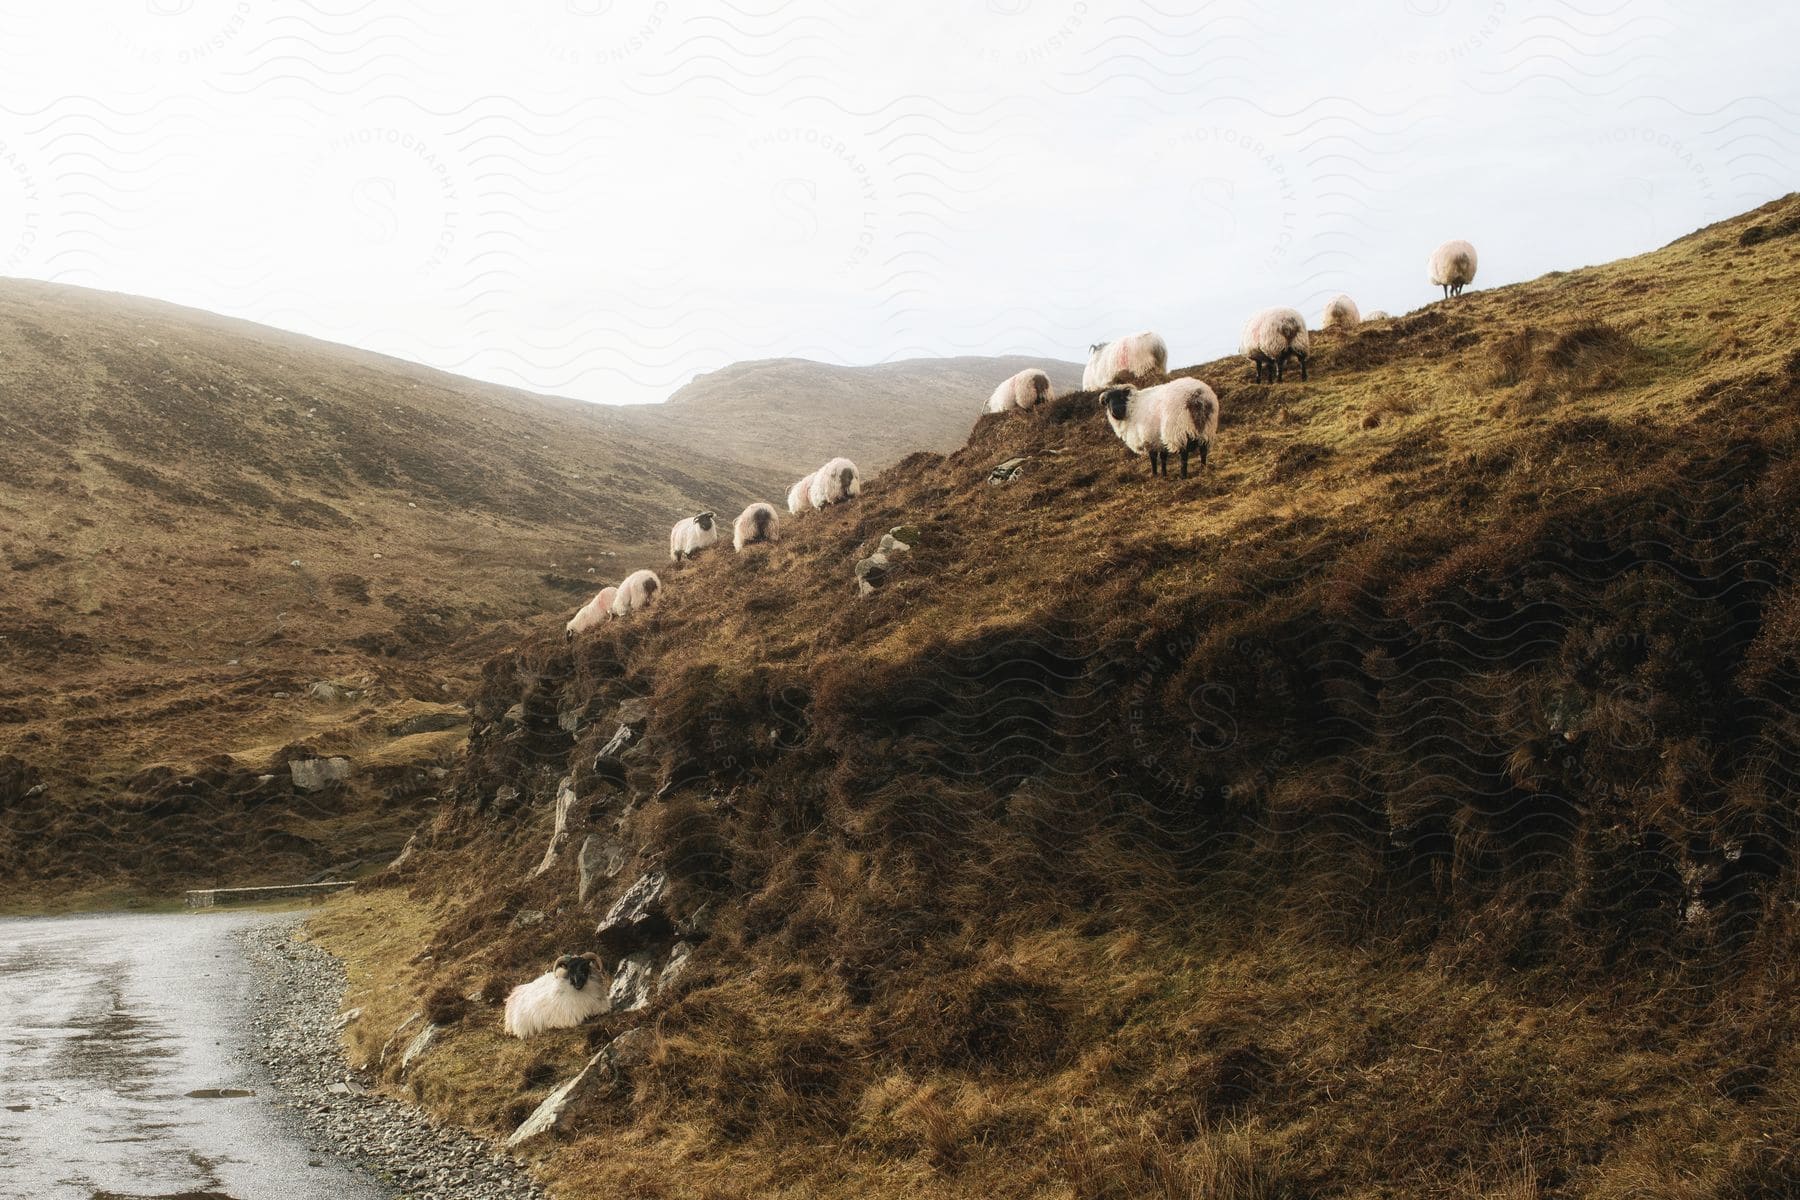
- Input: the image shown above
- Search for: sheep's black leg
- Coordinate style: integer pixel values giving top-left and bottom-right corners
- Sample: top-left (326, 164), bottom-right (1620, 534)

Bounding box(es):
top-left (1200, 439), bottom-right (1209, 468)
top-left (1179, 446), bottom-right (1190, 478)
top-left (1298, 353), bottom-right (1308, 382)
top-left (1275, 356), bottom-right (1285, 383)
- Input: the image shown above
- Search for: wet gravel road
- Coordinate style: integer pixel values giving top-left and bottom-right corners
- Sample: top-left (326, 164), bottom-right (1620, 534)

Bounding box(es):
top-left (0, 910), bottom-right (546, 1200)
top-left (0, 909), bottom-right (389, 1200)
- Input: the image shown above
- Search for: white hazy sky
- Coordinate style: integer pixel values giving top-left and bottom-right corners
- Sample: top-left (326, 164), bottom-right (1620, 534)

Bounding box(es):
top-left (1, 2), bottom-right (1795, 406)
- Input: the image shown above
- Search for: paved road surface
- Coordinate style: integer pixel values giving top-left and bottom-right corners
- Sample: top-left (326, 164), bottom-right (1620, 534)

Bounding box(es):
top-left (0, 910), bottom-right (388, 1200)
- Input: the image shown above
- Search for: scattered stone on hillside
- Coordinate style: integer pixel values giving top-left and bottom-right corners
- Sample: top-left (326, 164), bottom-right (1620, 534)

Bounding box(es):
top-left (890, 523), bottom-right (921, 545)
top-left (289, 756), bottom-right (353, 792)
top-left (557, 699), bottom-right (599, 734)
top-left (378, 1012), bottom-right (422, 1067)
top-left (607, 950), bottom-right (657, 1013)
top-left (399, 1022), bottom-right (442, 1074)
top-left (594, 723), bottom-right (634, 762)
top-left (387, 709), bottom-right (467, 737)
top-left (334, 1007), bottom-right (363, 1030)
top-left (579, 835), bottom-right (630, 904)
top-left (677, 900), bottom-right (715, 940)
top-left (511, 909), bottom-right (546, 930)
top-left (658, 941), bottom-right (694, 996)
top-left (388, 833), bottom-right (419, 870)
top-left (501, 703), bottom-right (525, 728)
top-left (505, 1028), bottom-right (651, 1147)
top-left (989, 457), bottom-right (1029, 483)
top-left (306, 681), bottom-right (359, 703)
top-left (530, 777), bottom-right (581, 878)
top-left (613, 697), bottom-right (653, 729)
top-left (0, 755), bottom-right (43, 808)
top-left (855, 550), bottom-right (892, 597)
top-left (494, 784), bottom-right (521, 808)
top-left (595, 871), bottom-right (672, 955)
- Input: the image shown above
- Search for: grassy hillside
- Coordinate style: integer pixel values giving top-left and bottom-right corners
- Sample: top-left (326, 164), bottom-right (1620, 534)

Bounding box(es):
top-left (284, 196), bottom-right (1800, 1196)
top-left (0, 279), bottom-right (1096, 903)
top-left (633, 356), bottom-right (1087, 476)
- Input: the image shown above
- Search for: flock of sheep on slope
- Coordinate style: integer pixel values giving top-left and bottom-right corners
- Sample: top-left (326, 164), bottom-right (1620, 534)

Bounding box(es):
top-left (560, 239), bottom-right (1477, 638)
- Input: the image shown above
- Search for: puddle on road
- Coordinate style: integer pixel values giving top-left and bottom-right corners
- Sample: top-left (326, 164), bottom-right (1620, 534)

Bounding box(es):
top-left (183, 1088), bottom-right (255, 1099)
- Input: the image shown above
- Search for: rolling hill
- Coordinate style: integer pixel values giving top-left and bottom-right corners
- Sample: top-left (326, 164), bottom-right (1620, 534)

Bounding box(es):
top-left (0, 279), bottom-right (1067, 899)
top-left (322, 196), bottom-right (1800, 1199)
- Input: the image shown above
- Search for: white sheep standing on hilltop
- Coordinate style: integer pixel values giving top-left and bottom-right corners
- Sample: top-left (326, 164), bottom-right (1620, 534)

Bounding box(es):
top-left (787, 470), bottom-right (818, 515)
top-left (1430, 240), bottom-right (1478, 298)
top-left (565, 586), bottom-right (619, 639)
top-left (808, 457), bottom-right (861, 508)
top-left (668, 511), bottom-right (720, 562)
top-left (1364, 309), bottom-right (1391, 321)
top-left (733, 502), bottom-right (779, 551)
top-left (1240, 307), bottom-right (1311, 383)
top-left (986, 368), bottom-right (1053, 413)
top-left (609, 569), bottom-right (661, 618)
top-left (1082, 331), bottom-right (1168, 390)
top-left (1322, 294), bottom-right (1361, 330)
top-left (1098, 378), bottom-right (1219, 478)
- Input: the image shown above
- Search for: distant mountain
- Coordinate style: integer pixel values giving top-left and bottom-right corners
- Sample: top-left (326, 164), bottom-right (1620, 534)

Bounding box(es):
top-left (618, 355), bottom-right (1086, 477)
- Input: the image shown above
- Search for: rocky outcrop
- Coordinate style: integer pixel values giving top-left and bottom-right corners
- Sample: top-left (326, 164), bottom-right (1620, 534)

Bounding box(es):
top-left (505, 1028), bottom-right (655, 1148)
top-left (594, 871), bottom-right (672, 955)
top-left (289, 756), bottom-right (353, 792)
top-left (529, 777), bottom-right (581, 879)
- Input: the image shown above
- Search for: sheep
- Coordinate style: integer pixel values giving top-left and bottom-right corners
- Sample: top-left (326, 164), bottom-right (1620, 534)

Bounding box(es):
top-left (1082, 331), bottom-right (1169, 390)
top-left (733, 501), bottom-right (779, 551)
top-left (565, 586), bottom-right (619, 639)
top-left (669, 511), bottom-right (719, 562)
top-left (503, 953), bottom-right (608, 1038)
top-left (808, 457), bottom-right (861, 508)
top-left (1321, 294), bottom-right (1361, 330)
top-left (1429, 239), bottom-right (1478, 298)
top-left (1097, 378), bottom-right (1219, 478)
top-left (787, 471), bottom-right (818, 514)
top-left (986, 368), bottom-right (1053, 413)
top-left (609, 569), bottom-right (661, 617)
top-left (1240, 307), bottom-right (1311, 383)
top-left (1364, 309), bottom-right (1391, 321)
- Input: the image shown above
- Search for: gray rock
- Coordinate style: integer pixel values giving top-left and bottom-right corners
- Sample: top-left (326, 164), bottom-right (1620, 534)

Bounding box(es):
top-left (578, 835), bottom-right (629, 904)
top-left (399, 1022), bottom-right (442, 1073)
top-left (388, 710), bottom-right (467, 737)
top-left (658, 942), bottom-right (694, 996)
top-left (289, 757), bottom-right (353, 792)
top-left (307, 681), bottom-right (359, 703)
top-left (879, 533), bottom-right (913, 554)
top-left (378, 1013), bottom-right (422, 1067)
top-left (613, 698), bottom-right (652, 729)
top-left (606, 950), bottom-right (657, 1013)
top-left (529, 777), bottom-right (580, 879)
top-left (501, 703), bottom-right (525, 727)
top-left (594, 871), bottom-right (671, 955)
top-left (334, 1007), bottom-right (363, 1030)
top-left (504, 1028), bottom-right (648, 1147)
top-left (890, 524), bottom-right (922, 544)
top-left (387, 834), bottom-right (418, 870)
top-left (989, 457), bottom-right (1028, 483)
top-left (511, 909), bottom-right (546, 929)
top-left (594, 723), bottom-right (633, 761)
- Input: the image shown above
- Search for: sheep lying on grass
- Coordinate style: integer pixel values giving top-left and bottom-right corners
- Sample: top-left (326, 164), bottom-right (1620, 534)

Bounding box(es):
top-left (610, 569), bottom-right (661, 617)
top-left (1322, 294), bottom-right (1361, 330)
top-left (733, 502), bottom-right (779, 551)
top-left (1430, 239), bottom-right (1478, 298)
top-left (987, 368), bottom-right (1053, 413)
top-left (668, 512), bottom-right (719, 562)
top-left (504, 953), bottom-right (607, 1038)
top-left (566, 586), bottom-right (618, 639)
top-left (808, 457), bottom-right (861, 508)
top-left (1082, 331), bottom-right (1169, 389)
top-left (1098, 378), bottom-right (1219, 478)
top-left (787, 471), bottom-right (817, 514)
top-left (1241, 307), bottom-right (1310, 383)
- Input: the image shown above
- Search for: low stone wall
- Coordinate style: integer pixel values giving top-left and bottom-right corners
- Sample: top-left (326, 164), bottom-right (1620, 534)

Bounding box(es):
top-left (185, 882), bottom-right (355, 909)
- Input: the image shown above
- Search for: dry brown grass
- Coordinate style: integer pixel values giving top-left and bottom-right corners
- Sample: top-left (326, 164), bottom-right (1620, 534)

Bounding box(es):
top-left (322, 195), bottom-right (1800, 1198)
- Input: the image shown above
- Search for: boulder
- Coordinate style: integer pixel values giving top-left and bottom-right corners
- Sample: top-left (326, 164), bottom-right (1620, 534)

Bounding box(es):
top-left (878, 533), bottom-right (912, 555)
top-left (387, 710), bottom-right (467, 737)
top-left (594, 871), bottom-right (671, 955)
top-left (307, 681), bottom-right (359, 703)
top-left (658, 941), bottom-right (695, 996)
top-left (607, 950), bottom-right (657, 1013)
top-left (613, 698), bottom-right (653, 729)
top-left (504, 1028), bottom-right (653, 1147)
top-left (378, 1012), bottom-right (422, 1066)
top-left (529, 777), bottom-right (581, 879)
top-left (988, 457), bottom-right (1028, 483)
top-left (890, 524), bottom-right (921, 545)
top-left (289, 756), bottom-right (353, 792)
top-left (579, 835), bottom-right (630, 904)
top-left (399, 1022), bottom-right (443, 1074)
top-left (387, 834), bottom-right (419, 870)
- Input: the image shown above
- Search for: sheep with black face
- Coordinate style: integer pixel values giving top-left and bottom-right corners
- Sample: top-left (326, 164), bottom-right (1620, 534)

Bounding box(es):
top-left (1098, 378), bottom-right (1218, 478)
top-left (669, 511), bottom-right (719, 562)
top-left (503, 952), bottom-right (608, 1038)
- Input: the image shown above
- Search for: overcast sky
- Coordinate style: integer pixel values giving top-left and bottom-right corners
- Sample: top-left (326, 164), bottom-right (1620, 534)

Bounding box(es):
top-left (1, 2), bottom-right (1794, 406)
